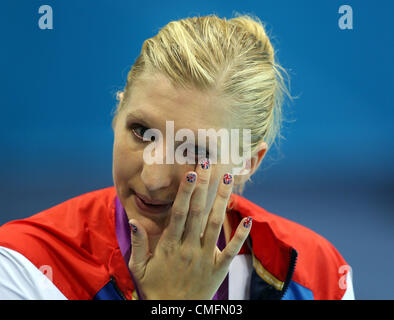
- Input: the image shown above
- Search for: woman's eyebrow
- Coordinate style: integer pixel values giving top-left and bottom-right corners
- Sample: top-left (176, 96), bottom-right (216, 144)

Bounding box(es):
top-left (126, 111), bottom-right (220, 155)
top-left (125, 112), bottom-right (153, 128)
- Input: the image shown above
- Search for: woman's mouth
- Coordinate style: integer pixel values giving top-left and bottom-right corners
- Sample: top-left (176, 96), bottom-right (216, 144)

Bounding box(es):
top-left (132, 190), bottom-right (173, 214)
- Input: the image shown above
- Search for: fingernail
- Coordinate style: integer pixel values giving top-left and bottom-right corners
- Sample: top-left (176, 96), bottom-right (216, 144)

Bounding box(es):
top-left (243, 217), bottom-right (253, 228)
top-left (129, 221), bottom-right (138, 233)
top-left (223, 173), bottom-right (233, 185)
top-left (186, 172), bottom-right (197, 183)
top-left (200, 158), bottom-right (210, 170)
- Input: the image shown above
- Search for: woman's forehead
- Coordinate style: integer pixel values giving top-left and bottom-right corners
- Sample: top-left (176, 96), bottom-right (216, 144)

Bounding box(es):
top-left (124, 74), bottom-right (235, 131)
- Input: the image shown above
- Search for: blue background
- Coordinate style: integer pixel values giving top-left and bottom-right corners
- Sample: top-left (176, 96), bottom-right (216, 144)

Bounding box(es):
top-left (0, 0), bottom-right (393, 299)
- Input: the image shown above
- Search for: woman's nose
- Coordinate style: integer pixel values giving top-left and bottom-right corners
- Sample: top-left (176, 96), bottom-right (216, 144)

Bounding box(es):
top-left (140, 163), bottom-right (173, 192)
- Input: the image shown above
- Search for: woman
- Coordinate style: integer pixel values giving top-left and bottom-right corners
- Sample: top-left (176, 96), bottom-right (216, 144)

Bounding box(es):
top-left (0, 14), bottom-right (354, 300)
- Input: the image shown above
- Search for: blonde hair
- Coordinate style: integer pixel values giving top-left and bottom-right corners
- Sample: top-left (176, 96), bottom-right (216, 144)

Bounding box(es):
top-left (112, 13), bottom-right (292, 195)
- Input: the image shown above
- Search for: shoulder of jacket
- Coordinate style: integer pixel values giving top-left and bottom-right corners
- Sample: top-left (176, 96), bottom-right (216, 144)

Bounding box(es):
top-left (1, 186), bottom-right (116, 228)
top-left (231, 194), bottom-right (350, 300)
top-left (0, 186), bottom-right (118, 299)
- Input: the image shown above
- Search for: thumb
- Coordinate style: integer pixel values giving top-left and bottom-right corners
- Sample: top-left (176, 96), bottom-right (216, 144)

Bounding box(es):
top-left (128, 219), bottom-right (150, 279)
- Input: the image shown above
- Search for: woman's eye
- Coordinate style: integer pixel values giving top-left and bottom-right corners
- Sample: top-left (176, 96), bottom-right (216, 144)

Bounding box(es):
top-left (131, 124), bottom-right (151, 141)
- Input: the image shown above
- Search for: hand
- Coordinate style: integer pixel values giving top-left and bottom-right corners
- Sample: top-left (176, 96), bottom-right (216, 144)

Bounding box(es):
top-left (128, 161), bottom-right (252, 300)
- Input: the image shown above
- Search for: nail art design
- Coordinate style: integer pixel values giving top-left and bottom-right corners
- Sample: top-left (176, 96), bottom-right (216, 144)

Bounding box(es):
top-left (186, 172), bottom-right (197, 183)
top-left (200, 158), bottom-right (210, 170)
top-left (223, 173), bottom-right (233, 185)
top-left (243, 217), bottom-right (253, 228)
top-left (130, 223), bottom-right (138, 233)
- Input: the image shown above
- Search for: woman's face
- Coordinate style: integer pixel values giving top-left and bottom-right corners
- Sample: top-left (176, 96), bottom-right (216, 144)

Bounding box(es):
top-left (112, 72), bottom-right (239, 237)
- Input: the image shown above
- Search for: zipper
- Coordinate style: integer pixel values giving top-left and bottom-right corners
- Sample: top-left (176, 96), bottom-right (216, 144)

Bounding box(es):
top-left (110, 276), bottom-right (127, 300)
top-left (279, 248), bottom-right (298, 299)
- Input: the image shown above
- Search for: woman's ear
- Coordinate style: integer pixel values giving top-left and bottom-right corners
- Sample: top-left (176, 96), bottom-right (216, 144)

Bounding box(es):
top-left (116, 91), bottom-right (124, 102)
top-left (234, 141), bottom-right (268, 185)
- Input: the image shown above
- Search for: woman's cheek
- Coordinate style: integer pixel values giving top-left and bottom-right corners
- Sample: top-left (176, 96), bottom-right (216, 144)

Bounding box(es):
top-left (113, 141), bottom-right (135, 181)
top-left (116, 151), bottom-right (139, 180)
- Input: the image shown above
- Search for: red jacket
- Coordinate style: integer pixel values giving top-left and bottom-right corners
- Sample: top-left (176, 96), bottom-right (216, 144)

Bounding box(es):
top-left (0, 186), bottom-right (353, 299)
